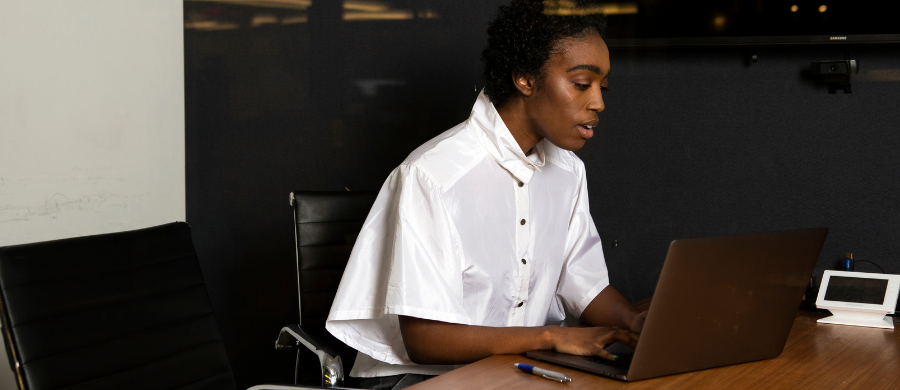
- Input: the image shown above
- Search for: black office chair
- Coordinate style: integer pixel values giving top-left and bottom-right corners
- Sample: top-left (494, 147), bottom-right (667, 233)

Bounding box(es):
top-left (0, 223), bottom-right (236, 390)
top-left (276, 191), bottom-right (377, 388)
top-left (0, 223), bottom-right (323, 390)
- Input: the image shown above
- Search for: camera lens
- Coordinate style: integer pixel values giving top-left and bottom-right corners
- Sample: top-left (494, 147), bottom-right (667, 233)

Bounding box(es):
top-left (820, 62), bottom-right (848, 74)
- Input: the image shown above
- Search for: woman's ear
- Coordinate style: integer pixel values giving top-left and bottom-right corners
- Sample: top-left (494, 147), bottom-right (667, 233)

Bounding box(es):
top-left (511, 72), bottom-right (536, 97)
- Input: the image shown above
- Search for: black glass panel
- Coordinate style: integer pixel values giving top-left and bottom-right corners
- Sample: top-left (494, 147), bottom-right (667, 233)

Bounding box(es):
top-left (599, 1), bottom-right (900, 40)
top-left (824, 276), bottom-right (888, 305)
top-left (184, 1), bottom-right (507, 386)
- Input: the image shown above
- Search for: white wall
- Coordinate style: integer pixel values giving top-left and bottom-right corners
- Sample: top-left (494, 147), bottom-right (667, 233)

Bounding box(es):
top-left (0, 1), bottom-right (185, 388)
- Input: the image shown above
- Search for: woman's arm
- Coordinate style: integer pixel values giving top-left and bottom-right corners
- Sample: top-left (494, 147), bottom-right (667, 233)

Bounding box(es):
top-left (398, 315), bottom-right (638, 365)
top-left (581, 285), bottom-right (648, 332)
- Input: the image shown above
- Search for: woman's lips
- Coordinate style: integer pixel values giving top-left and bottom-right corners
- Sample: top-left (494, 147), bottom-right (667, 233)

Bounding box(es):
top-left (578, 124), bottom-right (594, 139)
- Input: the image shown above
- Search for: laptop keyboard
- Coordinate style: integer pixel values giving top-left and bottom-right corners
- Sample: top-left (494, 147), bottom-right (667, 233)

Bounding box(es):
top-left (591, 354), bottom-right (633, 369)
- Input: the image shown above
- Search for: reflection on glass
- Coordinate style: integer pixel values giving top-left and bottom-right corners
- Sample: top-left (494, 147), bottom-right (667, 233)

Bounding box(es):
top-left (353, 79), bottom-right (406, 97)
top-left (342, 1), bottom-right (439, 21)
top-left (543, 1), bottom-right (638, 16)
top-left (187, 0), bottom-right (311, 9)
top-left (713, 15), bottom-right (726, 31)
top-left (597, 0), bottom-right (900, 40)
top-left (184, 20), bottom-right (240, 30)
top-left (251, 14), bottom-right (279, 27)
top-left (281, 14), bottom-right (309, 24)
top-left (184, 0), bottom-right (311, 30)
top-left (417, 9), bottom-right (440, 19)
top-left (185, 0), bottom-right (443, 30)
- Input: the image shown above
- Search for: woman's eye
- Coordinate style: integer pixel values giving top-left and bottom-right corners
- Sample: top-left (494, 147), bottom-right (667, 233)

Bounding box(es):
top-left (574, 83), bottom-right (590, 90)
top-left (600, 86), bottom-right (609, 92)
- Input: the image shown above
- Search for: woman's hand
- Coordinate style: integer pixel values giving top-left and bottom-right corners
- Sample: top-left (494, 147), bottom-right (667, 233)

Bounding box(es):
top-left (630, 310), bottom-right (649, 333)
top-left (549, 326), bottom-right (639, 361)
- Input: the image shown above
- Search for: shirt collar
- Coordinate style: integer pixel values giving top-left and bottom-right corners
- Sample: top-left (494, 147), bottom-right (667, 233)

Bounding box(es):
top-left (467, 90), bottom-right (545, 184)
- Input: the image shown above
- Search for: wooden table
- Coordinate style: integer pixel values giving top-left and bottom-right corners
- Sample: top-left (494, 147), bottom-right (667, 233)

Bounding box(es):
top-left (408, 311), bottom-right (900, 389)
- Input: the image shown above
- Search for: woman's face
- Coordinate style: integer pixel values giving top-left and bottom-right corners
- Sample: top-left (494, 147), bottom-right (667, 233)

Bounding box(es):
top-left (524, 32), bottom-right (609, 152)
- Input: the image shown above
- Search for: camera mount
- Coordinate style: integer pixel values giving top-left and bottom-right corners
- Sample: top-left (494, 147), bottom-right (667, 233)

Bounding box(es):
top-left (810, 60), bottom-right (859, 94)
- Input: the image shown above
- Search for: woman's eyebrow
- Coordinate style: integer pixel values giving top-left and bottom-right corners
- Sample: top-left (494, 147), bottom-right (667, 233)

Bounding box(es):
top-left (566, 64), bottom-right (605, 75)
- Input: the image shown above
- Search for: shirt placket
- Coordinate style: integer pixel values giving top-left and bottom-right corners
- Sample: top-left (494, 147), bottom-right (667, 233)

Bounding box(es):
top-left (509, 177), bottom-right (531, 326)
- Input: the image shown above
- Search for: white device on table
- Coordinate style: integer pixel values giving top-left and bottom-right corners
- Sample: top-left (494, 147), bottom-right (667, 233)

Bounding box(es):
top-left (815, 270), bottom-right (900, 329)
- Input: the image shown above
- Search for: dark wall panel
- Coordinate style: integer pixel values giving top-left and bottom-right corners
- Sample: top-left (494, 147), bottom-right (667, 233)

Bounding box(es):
top-left (184, 1), bottom-right (900, 387)
top-left (592, 45), bottom-right (900, 301)
top-left (185, 1), bottom-right (507, 387)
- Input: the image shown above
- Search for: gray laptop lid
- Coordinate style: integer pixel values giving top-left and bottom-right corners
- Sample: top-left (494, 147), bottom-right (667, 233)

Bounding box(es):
top-left (529, 227), bottom-right (827, 381)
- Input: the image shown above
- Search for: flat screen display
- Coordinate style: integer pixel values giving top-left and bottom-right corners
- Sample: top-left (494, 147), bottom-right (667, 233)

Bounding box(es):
top-left (823, 276), bottom-right (888, 305)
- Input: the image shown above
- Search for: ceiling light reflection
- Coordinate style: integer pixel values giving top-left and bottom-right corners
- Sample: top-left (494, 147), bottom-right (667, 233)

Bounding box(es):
top-left (187, 0), bottom-right (434, 26)
top-left (713, 15), bottom-right (726, 30)
top-left (281, 14), bottom-right (308, 24)
top-left (354, 79), bottom-right (405, 97)
top-left (186, 0), bottom-right (312, 10)
top-left (184, 20), bottom-right (240, 30)
top-left (342, 0), bottom-right (423, 21)
top-left (417, 9), bottom-right (440, 19)
top-left (344, 10), bottom-right (414, 21)
top-left (543, 1), bottom-right (638, 16)
top-left (251, 14), bottom-right (279, 27)
top-left (819, 5), bottom-right (827, 12)
top-left (344, 0), bottom-right (390, 12)
top-left (597, 4), bottom-right (638, 15)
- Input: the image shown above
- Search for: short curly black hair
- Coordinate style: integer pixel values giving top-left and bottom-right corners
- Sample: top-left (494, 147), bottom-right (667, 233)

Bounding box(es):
top-left (482, 0), bottom-right (607, 108)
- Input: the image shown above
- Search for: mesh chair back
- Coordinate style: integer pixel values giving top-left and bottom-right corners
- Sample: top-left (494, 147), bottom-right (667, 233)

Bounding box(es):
top-left (0, 222), bottom-right (235, 390)
top-left (290, 191), bottom-right (377, 375)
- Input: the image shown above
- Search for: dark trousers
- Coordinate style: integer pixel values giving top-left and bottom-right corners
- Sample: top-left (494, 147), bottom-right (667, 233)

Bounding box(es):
top-left (358, 374), bottom-right (436, 390)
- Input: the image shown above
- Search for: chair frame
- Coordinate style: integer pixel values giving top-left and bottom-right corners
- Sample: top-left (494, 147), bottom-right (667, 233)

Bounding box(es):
top-left (0, 284), bottom-right (27, 389)
top-left (276, 191), bottom-right (376, 388)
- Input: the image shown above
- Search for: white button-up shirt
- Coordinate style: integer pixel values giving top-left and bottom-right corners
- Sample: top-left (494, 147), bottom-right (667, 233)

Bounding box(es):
top-left (326, 91), bottom-right (610, 377)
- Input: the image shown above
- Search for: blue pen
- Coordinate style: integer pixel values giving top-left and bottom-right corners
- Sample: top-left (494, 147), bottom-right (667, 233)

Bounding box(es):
top-left (514, 363), bottom-right (573, 383)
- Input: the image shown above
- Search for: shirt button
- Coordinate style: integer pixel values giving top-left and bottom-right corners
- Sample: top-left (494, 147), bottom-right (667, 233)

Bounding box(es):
top-left (521, 259), bottom-right (527, 264)
top-left (517, 302), bottom-right (524, 307)
top-left (518, 182), bottom-right (524, 187)
top-left (520, 219), bottom-right (526, 225)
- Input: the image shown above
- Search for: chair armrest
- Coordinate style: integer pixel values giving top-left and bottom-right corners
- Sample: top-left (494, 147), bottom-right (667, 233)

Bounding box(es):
top-left (277, 324), bottom-right (345, 387)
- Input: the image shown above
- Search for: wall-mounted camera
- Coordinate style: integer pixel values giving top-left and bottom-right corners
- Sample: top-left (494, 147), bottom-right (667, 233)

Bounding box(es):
top-left (810, 60), bottom-right (858, 94)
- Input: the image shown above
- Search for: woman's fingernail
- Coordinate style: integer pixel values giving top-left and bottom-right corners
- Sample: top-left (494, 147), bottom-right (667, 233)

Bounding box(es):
top-left (612, 355), bottom-right (619, 359)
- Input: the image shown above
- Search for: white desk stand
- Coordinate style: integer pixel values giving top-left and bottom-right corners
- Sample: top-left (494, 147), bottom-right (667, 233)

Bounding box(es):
top-left (817, 309), bottom-right (894, 329)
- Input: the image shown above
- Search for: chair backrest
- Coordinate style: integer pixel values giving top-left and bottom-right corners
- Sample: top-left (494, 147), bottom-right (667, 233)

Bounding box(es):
top-left (0, 222), bottom-right (235, 390)
top-left (290, 191), bottom-right (377, 373)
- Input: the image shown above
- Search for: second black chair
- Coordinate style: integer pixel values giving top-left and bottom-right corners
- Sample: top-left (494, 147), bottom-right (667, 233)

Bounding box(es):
top-left (277, 191), bottom-right (377, 388)
top-left (0, 223), bottom-right (236, 390)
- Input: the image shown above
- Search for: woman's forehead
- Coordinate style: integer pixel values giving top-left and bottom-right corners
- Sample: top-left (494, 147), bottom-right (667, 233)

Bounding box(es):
top-left (548, 33), bottom-right (610, 72)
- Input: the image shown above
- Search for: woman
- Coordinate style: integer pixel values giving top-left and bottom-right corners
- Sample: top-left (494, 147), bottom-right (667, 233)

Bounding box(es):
top-left (327, 1), bottom-right (646, 388)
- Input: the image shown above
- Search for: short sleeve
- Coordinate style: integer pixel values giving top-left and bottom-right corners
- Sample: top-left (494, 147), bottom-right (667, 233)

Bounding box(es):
top-left (556, 163), bottom-right (610, 319)
top-left (326, 164), bottom-right (469, 365)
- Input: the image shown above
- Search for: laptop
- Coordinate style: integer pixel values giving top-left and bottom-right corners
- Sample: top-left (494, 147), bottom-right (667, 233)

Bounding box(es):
top-left (527, 227), bottom-right (828, 381)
